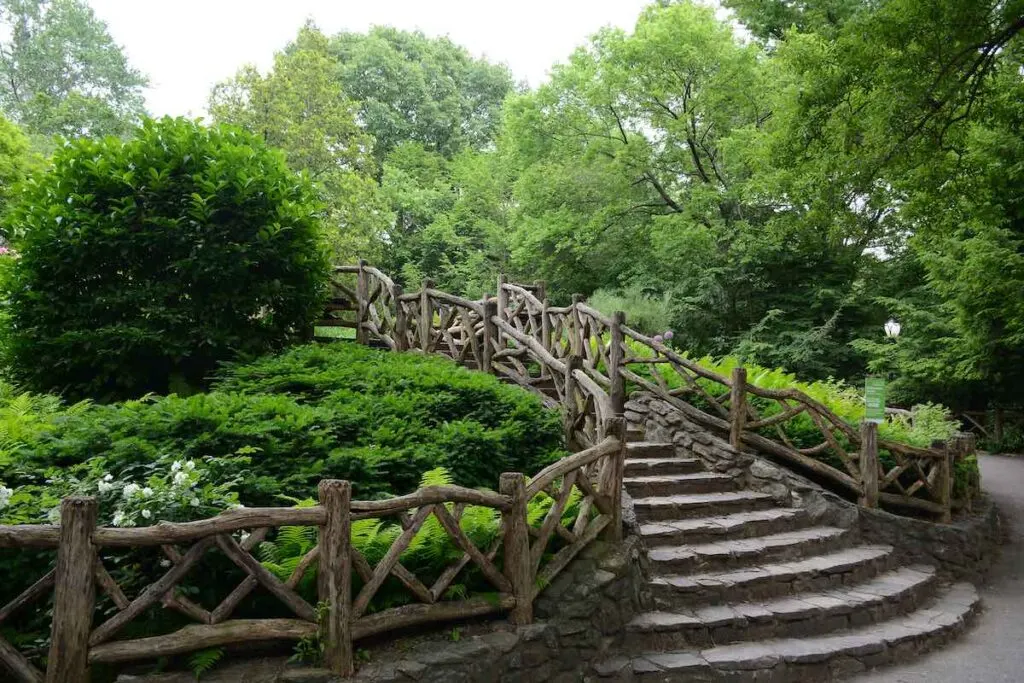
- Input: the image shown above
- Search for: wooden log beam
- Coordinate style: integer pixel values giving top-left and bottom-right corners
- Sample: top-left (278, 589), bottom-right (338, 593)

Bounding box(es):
top-left (318, 480), bottom-right (353, 677)
top-left (500, 473), bottom-right (532, 625)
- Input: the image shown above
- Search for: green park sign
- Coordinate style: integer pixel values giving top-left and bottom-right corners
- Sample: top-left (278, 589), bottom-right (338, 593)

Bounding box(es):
top-left (864, 376), bottom-right (886, 424)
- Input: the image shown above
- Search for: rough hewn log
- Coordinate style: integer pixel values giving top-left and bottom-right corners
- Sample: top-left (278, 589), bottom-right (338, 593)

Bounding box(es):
top-left (432, 505), bottom-right (512, 594)
top-left (603, 417), bottom-right (626, 542)
top-left (525, 437), bottom-right (619, 499)
top-left (500, 472), bottom-right (532, 625)
top-left (0, 524), bottom-right (59, 548)
top-left (46, 497), bottom-right (97, 683)
top-left (318, 480), bottom-right (353, 677)
top-left (353, 505), bottom-right (433, 618)
top-left (729, 367), bottom-right (747, 450)
top-left (937, 445), bottom-right (952, 524)
top-left (94, 557), bottom-right (129, 611)
top-left (482, 298), bottom-right (497, 374)
top-left (356, 260), bottom-right (369, 344)
top-left (88, 619), bottom-right (315, 663)
top-left (211, 575), bottom-right (258, 624)
top-left (216, 534), bottom-right (315, 622)
top-left (419, 279), bottom-right (434, 352)
top-left (350, 486), bottom-right (509, 517)
top-left (533, 514), bottom-right (610, 599)
top-left (608, 312), bottom-right (626, 416)
top-left (0, 568), bottom-right (54, 624)
top-left (859, 421), bottom-right (879, 508)
top-left (92, 507), bottom-right (324, 547)
top-left (352, 596), bottom-right (514, 641)
top-left (0, 635), bottom-right (42, 683)
top-left (564, 356), bottom-right (582, 446)
top-left (392, 284), bottom-right (408, 351)
top-left (90, 537), bottom-right (215, 646)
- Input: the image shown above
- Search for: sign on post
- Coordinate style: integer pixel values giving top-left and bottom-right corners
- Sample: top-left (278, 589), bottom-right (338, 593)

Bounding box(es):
top-left (864, 376), bottom-right (886, 424)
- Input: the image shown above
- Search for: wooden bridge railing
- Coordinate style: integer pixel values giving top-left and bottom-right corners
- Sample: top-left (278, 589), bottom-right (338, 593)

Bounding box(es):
top-left (0, 426), bottom-right (627, 682)
top-left (325, 263), bottom-right (974, 524)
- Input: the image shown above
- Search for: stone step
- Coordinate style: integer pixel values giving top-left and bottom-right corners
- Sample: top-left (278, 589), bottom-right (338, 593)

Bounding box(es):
top-left (646, 526), bottom-right (853, 574)
top-left (649, 544), bottom-right (897, 606)
top-left (640, 508), bottom-right (811, 547)
top-left (625, 565), bottom-right (938, 650)
top-left (625, 442), bottom-right (677, 460)
top-left (633, 491), bottom-right (776, 522)
top-left (624, 471), bottom-right (735, 497)
top-left (624, 457), bottom-right (705, 477)
top-left (626, 428), bottom-right (647, 443)
top-left (595, 582), bottom-right (979, 681)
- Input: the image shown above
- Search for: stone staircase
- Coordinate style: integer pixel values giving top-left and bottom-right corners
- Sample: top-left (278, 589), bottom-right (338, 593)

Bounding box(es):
top-left (596, 436), bottom-right (981, 682)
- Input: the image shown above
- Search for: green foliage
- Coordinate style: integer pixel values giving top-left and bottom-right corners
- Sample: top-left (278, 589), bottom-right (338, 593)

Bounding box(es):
top-left (188, 648), bottom-right (225, 681)
top-left (328, 26), bottom-right (515, 163)
top-left (2, 117), bottom-right (330, 401)
top-left (0, 343), bottom-right (565, 510)
top-left (0, 0), bottom-right (148, 140)
top-left (210, 24), bottom-right (391, 264)
top-left (588, 286), bottom-right (672, 337)
top-left (0, 115), bottom-right (35, 217)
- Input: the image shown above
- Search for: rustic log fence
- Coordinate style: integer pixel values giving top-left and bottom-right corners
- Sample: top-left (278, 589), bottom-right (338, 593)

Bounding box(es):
top-left (0, 423), bottom-right (627, 681)
top-left (323, 263), bottom-right (976, 523)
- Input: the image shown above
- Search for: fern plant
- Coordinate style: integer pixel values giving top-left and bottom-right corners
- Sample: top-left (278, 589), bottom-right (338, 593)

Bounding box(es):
top-left (188, 647), bottom-right (224, 681)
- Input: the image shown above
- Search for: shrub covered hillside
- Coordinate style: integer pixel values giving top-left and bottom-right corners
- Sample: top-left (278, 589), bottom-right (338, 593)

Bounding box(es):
top-left (0, 343), bottom-right (566, 526)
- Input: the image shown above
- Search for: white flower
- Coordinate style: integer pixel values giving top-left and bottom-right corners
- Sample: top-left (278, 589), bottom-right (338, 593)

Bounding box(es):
top-left (173, 471), bottom-right (189, 487)
top-left (47, 506), bottom-right (61, 523)
top-left (183, 461), bottom-right (196, 472)
top-left (171, 461), bottom-right (182, 472)
top-left (0, 485), bottom-right (13, 509)
top-left (103, 473), bottom-right (114, 482)
top-left (159, 559), bottom-right (171, 568)
top-left (141, 509), bottom-right (152, 519)
top-left (189, 497), bottom-right (200, 507)
top-left (141, 487), bottom-right (154, 497)
top-left (122, 483), bottom-right (140, 499)
top-left (97, 481), bottom-right (114, 493)
top-left (239, 531), bottom-right (250, 544)
top-left (112, 511), bottom-right (127, 527)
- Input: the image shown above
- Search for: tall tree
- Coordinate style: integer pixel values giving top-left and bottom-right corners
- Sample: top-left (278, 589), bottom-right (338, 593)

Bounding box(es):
top-left (0, 0), bottom-right (147, 140)
top-left (210, 25), bottom-right (390, 263)
top-left (328, 27), bottom-right (516, 163)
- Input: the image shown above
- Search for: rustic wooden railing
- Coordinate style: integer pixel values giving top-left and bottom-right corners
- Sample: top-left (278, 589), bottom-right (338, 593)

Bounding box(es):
top-left (0, 424), bottom-right (627, 682)
top-left (324, 263), bottom-right (975, 524)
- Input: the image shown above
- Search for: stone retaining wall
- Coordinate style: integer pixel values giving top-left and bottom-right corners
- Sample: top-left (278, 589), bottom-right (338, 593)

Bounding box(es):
top-left (625, 392), bottom-right (1002, 581)
top-left (352, 537), bottom-right (650, 683)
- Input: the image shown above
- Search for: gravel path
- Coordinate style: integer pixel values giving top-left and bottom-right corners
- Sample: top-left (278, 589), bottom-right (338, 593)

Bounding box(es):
top-left (855, 454), bottom-right (1024, 683)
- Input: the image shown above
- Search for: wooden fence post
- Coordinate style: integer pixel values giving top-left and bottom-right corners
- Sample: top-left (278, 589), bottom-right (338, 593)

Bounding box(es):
top-left (859, 421), bottom-right (879, 509)
top-left (356, 260), bottom-right (369, 345)
top-left (496, 274), bottom-right (507, 351)
top-left (610, 311), bottom-right (626, 416)
top-left (602, 417), bottom-right (626, 542)
top-left (482, 298), bottom-right (497, 375)
top-left (937, 444), bottom-right (952, 524)
top-left (534, 280), bottom-right (547, 304)
top-left (948, 432), bottom-right (977, 511)
top-left (728, 367), bottom-right (747, 450)
top-left (46, 496), bottom-right (98, 683)
top-left (318, 480), bottom-right (353, 677)
top-left (419, 279), bottom-right (434, 353)
top-left (570, 294), bottom-right (584, 356)
top-left (540, 297), bottom-right (551, 374)
top-left (392, 284), bottom-right (407, 352)
top-left (564, 355), bottom-right (581, 447)
top-left (499, 472), bottom-right (532, 625)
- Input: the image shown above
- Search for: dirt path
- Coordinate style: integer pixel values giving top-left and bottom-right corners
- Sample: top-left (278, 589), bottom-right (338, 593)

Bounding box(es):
top-left (854, 454), bottom-right (1024, 682)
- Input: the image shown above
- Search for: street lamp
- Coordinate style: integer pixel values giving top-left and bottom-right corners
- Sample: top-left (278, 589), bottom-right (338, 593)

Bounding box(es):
top-left (883, 319), bottom-right (901, 339)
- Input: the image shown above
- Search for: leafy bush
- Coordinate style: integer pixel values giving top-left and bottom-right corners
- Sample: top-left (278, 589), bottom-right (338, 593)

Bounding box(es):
top-left (2, 116), bottom-right (330, 401)
top-left (0, 343), bottom-right (566, 516)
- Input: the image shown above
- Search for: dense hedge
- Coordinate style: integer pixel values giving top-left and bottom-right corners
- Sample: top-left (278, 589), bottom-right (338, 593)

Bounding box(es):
top-left (2, 117), bottom-right (330, 401)
top-left (0, 342), bottom-right (566, 518)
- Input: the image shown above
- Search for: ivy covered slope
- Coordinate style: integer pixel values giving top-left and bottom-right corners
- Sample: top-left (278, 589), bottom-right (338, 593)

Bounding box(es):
top-left (0, 342), bottom-right (567, 527)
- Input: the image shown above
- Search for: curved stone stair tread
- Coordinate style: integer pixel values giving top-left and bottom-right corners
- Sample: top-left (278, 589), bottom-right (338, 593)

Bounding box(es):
top-left (646, 526), bottom-right (852, 570)
top-left (640, 508), bottom-right (811, 545)
top-left (633, 491), bottom-right (776, 520)
top-left (625, 457), bottom-right (704, 476)
top-left (650, 544), bottom-right (895, 597)
top-left (625, 471), bottom-right (736, 496)
top-left (625, 472), bottom-right (733, 485)
top-left (628, 565), bottom-right (938, 641)
top-left (598, 582), bottom-right (979, 679)
top-left (626, 442), bottom-right (679, 458)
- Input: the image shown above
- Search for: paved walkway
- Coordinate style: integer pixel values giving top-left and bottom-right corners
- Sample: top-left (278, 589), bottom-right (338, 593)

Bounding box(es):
top-left (855, 454), bottom-right (1024, 683)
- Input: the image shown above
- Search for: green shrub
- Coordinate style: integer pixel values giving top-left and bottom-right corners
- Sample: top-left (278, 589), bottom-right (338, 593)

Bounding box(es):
top-left (0, 343), bottom-right (566, 514)
top-left (2, 117), bottom-right (330, 401)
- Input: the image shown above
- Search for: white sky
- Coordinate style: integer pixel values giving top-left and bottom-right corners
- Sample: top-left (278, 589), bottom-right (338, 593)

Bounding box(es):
top-left (88, 0), bottom-right (654, 118)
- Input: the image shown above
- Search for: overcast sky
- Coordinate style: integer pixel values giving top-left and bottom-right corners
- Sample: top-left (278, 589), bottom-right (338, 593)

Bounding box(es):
top-left (88, 0), bottom-right (654, 119)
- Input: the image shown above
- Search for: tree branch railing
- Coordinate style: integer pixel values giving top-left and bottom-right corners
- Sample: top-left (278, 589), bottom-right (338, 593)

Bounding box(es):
top-left (0, 423), bottom-right (627, 681)
top-left (330, 265), bottom-right (974, 525)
